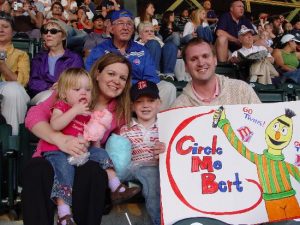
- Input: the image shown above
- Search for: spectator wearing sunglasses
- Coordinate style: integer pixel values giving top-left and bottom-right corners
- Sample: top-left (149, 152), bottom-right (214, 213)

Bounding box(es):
top-left (45, 2), bottom-right (87, 54)
top-left (27, 20), bottom-right (83, 103)
top-left (0, 12), bottom-right (30, 134)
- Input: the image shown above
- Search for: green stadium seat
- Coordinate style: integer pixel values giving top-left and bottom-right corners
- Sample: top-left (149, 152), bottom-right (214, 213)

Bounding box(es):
top-left (250, 82), bottom-right (287, 103)
top-left (173, 217), bottom-right (228, 225)
top-left (12, 38), bottom-right (36, 59)
top-left (279, 83), bottom-right (300, 101)
top-left (295, 89), bottom-right (300, 101)
top-left (0, 124), bottom-right (21, 211)
top-left (215, 63), bottom-right (239, 79)
top-left (171, 80), bottom-right (188, 97)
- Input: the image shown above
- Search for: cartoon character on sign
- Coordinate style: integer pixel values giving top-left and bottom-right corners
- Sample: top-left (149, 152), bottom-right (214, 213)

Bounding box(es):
top-left (213, 107), bottom-right (300, 222)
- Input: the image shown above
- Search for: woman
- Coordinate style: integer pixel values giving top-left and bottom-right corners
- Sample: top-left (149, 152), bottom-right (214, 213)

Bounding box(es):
top-left (0, 12), bottom-right (30, 135)
top-left (182, 8), bottom-right (213, 44)
top-left (272, 34), bottom-right (300, 83)
top-left (137, 22), bottom-right (178, 81)
top-left (160, 10), bottom-right (181, 47)
top-left (27, 19), bottom-right (83, 103)
top-left (134, 1), bottom-right (159, 35)
top-left (22, 53), bottom-right (133, 225)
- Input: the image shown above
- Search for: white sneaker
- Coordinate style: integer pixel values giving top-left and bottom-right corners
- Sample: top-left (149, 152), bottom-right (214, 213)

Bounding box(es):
top-left (163, 73), bottom-right (175, 81)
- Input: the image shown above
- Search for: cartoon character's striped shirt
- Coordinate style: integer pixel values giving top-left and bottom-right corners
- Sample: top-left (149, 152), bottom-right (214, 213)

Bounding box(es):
top-left (218, 119), bottom-right (300, 200)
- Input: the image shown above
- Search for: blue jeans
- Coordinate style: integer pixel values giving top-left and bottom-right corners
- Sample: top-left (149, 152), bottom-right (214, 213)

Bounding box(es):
top-left (162, 42), bottom-right (178, 74)
top-left (67, 28), bottom-right (87, 54)
top-left (44, 147), bottom-right (113, 206)
top-left (164, 32), bottom-right (181, 47)
top-left (181, 34), bottom-right (194, 45)
top-left (145, 39), bottom-right (162, 72)
top-left (283, 69), bottom-right (300, 84)
top-left (122, 165), bottom-right (160, 225)
top-left (196, 26), bottom-right (214, 43)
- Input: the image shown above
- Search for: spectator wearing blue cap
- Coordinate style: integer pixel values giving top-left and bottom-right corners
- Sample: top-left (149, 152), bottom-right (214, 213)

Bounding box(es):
top-left (85, 9), bottom-right (176, 110)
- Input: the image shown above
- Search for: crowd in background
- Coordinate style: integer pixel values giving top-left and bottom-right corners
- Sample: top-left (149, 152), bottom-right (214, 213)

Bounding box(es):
top-left (0, 0), bottom-right (299, 224)
top-left (0, 0), bottom-right (299, 136)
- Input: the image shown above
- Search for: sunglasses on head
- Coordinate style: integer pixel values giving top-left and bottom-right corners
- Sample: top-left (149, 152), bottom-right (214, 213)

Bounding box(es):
top-left (41, 28), bottom-right (62, 35)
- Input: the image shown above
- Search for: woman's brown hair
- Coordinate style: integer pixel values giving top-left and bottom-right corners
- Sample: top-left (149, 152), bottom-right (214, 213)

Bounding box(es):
top-left (90, 53), bottom-right (132, 125)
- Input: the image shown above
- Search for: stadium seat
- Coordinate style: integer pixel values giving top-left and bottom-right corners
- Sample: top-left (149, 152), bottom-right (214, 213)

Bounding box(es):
top-left (279, 83), bottom-right (300, 101)
top-left (173, 217), bottom-right (229, 225)
top-left (0, 124), bottom-right (21, 212)
top-left (295, 89), bottom-right (300, 101)
top-left (172, 80), bottom-right (188, 96)
top-left (215, 63), bottom-right (239, 79)
top-left (12, 38), bottom-right (37, 59)
top-left (250, 82), bottom-right (287, 103)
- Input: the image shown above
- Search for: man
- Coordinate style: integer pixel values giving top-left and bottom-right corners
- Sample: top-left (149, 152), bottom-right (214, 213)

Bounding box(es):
top-left (215, 0), bottom-right (254, 62)
top-left (83, 14), bottom-right (110, 57)
top-left (291, 20), bottom-right (300, 52)
top-left (85, 9), bottom-right (176, 110)
top-left (203, 0), bottom-right (218, 25)
top-left (230, 26), bottom-right (278, 84)
top-left (269, 15), bottom-right (285, 49)
top-left (172, 37), bottom-right (260, 108)
top-left (169, 37), bottom-right (299, 225)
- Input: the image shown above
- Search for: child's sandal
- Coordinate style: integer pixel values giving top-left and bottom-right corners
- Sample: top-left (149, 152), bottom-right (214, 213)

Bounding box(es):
top-left (57, 214), bottom-right (77, 225)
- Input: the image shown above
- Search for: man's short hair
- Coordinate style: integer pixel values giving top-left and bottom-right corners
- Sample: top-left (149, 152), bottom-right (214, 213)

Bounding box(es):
top-left (51, 2), bottom-right (64, 12)
top-left (269, 15), bottom-right (281, 24)
top-left (182, 37), bottom-right (216, 63)
top-left (230, 0), bottom-right (243, 7)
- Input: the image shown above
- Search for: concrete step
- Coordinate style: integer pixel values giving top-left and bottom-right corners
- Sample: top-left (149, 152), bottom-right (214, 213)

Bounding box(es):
top-left (0, 203), bottom-right (153, 225)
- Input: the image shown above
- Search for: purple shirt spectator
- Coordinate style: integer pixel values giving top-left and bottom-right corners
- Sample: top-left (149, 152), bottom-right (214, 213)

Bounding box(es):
top-left (28, 49), bottom-right (83, 97)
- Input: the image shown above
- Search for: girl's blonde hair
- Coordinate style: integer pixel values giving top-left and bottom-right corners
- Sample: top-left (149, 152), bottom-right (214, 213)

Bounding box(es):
top-left (190, 8), bottom-right (206, 26)
top-left (57, 68), bottom-right (93, 107)
top-left (90, 53), bottom-right (132, 125)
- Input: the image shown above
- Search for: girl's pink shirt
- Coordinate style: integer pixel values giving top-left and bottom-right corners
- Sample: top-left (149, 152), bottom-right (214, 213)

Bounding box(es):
top-left (25, 91), bottom-right (124, 157)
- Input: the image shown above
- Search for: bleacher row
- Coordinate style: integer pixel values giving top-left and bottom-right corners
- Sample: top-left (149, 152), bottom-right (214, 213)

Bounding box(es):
top-left (1, 38), bottom-right (299, 217)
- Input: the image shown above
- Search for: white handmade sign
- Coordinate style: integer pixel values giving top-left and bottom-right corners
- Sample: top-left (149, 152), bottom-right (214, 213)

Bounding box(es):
top-left (158, 101), bottom-right (300, 225)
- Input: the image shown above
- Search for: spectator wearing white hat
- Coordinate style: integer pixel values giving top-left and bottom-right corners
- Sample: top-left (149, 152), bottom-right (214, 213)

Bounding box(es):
top-left (272, 34), bottom-right (300, 83)
top-left (229, 25), bottom-right (278, 84)
top-left (230, 25), bottom-right (273, 62)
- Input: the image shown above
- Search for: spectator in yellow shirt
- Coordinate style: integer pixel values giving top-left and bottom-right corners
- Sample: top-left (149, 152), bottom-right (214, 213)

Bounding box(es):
top-left (0, 11), bottom-right (30, 134)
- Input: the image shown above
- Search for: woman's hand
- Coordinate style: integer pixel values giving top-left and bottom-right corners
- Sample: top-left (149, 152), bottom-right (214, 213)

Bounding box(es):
top-left (56, 134), bottom-right (89, 157)
top-left (153, 141), bottom-right (166, 159)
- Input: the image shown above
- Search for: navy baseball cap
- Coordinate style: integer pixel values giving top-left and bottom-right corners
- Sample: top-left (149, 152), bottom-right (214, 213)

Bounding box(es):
top-left (110, 9), bottom-right (133, 22)
top-left (130, 80), bottom-right (160, 101)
